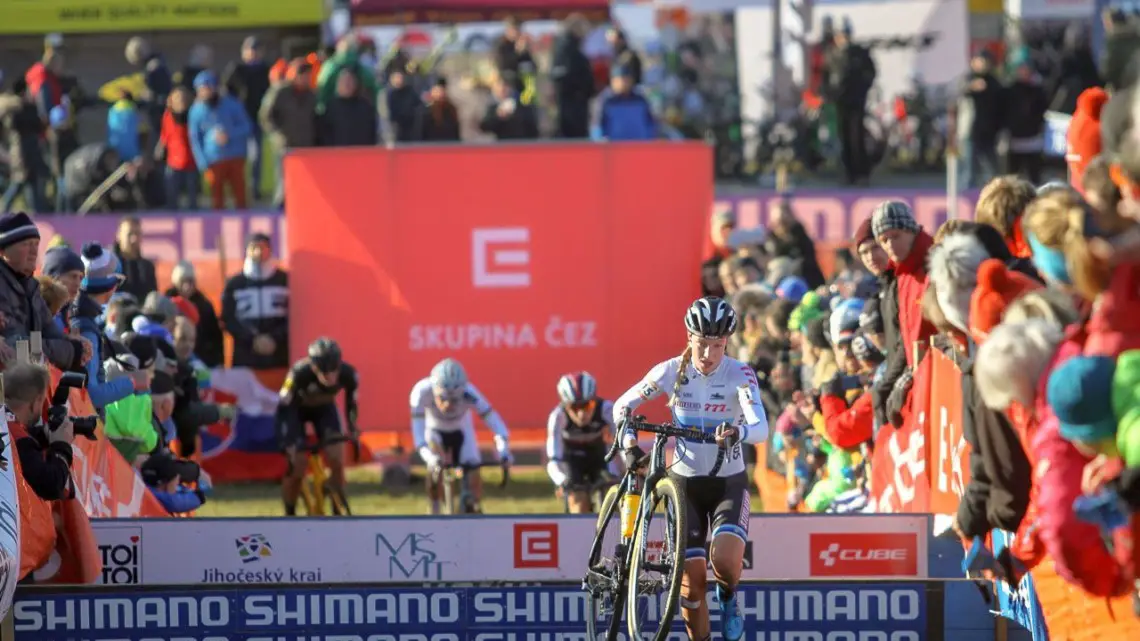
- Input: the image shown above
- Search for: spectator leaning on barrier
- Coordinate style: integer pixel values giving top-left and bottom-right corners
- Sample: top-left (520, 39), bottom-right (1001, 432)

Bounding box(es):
top-left (320, 70), bottom-right (379, 148)
top-left (591, 65), bottom-right (656, 142)
top-left (170, 315), bottom-right (231, 458)
top-left (7, 362), bottom-right (75, 502)
top-left (41, 245), bottom-right (84, 331)
top-left (141, 449), bottom-right (207, 514)
top-left (164, 260), bottom-right (224, 368)
top-left (113, 216), bottom-right (157, 301)
top-left (188, 70), bottom-right (252, 211)
top-left (71, 243), bottom-right (147, 410)
top-left (103, 336), bottom-right (157, 466)
top-left (222, 233), bottom-right (289, 369)
top-left (974, 175), bottom-right (1037, 260)
top-left (871, 201), bottom-right (935, 428)
top-left (0, 213), bottom-right (87, 370)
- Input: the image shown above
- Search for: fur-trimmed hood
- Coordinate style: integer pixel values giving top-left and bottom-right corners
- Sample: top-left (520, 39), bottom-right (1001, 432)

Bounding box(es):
top-left (928, 232), bottom-right (989, 333)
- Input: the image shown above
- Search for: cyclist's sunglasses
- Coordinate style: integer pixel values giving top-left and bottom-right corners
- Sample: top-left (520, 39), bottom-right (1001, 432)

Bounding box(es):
top-left (567, 399), bottom-right (596, 413)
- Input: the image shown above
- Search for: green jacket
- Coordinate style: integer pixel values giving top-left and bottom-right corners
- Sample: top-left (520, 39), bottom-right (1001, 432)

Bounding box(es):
top-left (315, 51), bottom-right (379, 114)
top-left (104, 393), bottom-right (157, 463)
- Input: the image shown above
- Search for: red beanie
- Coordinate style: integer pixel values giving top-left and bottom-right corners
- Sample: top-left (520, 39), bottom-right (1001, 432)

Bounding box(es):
top-left (852, 218), bottom-right (875, 252)
top-left (1067, 87), bottom-right (1109, 193)
top-left (968, 259), bottom-right (1043, 343)
top-left (171, 296), bottom-right (200, 325)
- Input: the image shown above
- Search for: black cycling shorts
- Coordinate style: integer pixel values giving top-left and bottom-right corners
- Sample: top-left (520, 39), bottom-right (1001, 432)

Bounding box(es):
top-left (279, 404), bottom-right (342, 449)
top-left (562, 438), bottom-right (609, 488)
top-left (672, 472), bottom-right (751, 560)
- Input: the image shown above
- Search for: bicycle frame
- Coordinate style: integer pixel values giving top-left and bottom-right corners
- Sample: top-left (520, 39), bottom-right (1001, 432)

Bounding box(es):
top-left (298, 433), bottom-right (354, 516)
top-left (435, 461), bottom-right (510, 515)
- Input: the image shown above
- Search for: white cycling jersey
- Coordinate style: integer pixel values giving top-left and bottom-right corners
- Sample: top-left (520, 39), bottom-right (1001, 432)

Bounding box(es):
top-left (409, 378), bottom-right (509, 465)
top-left (613, 355), bottom-right (769, 478)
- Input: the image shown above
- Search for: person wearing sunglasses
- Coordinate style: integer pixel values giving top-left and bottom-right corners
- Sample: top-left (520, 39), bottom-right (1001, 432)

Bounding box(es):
top-left (613, 296), bottom-right (770, 641)
top-left (277, 336), bottom-right (359, 516)
top-left (546, 371), bottom-right (617, 513)
top-left (411, 358), bottom-right (512, 514)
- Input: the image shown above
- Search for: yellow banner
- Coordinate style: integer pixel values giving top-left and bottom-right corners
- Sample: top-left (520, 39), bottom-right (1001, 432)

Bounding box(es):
top-left (2, 0), bottom-right (325, 35)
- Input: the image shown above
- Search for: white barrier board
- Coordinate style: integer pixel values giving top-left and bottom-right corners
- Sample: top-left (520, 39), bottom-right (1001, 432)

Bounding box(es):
top-left (88, 514), bottom-right (928, 585)
top-left (0, 411), bottom-right (21, 619)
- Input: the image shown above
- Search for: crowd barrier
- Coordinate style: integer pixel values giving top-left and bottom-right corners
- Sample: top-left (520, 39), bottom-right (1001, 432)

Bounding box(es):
top-left (10, 513), bottom-right (1011, 640)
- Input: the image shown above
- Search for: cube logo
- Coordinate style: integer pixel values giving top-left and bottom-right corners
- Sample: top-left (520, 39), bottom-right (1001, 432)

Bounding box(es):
top-left (809, 533), bottom-right (918, 577)
top-left (513, 523), bottom-right (558, 568)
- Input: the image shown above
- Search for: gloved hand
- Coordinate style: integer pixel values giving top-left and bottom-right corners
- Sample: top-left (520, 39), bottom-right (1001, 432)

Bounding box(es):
top-left (621, 445), bottom-right (647, 470)
top-left (714, 421), bottom-right (740, 448)
top-left (1073, 489), bottom-right (1131, 533)
top-left (419, 447), bottom-right (440, 471)
top-left (887, 368), bottom-right (914, 428)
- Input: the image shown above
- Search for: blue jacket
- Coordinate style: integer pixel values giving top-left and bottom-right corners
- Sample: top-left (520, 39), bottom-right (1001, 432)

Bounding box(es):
top-left (150, 486), bottom-right (204, 514)
top-left (70, 293), bottom-right (133, 410)
top-left (592, 89), bottom-right (657, 142)
top-left (188, 95), bottom-right (251, 169)
top-left (107, 99), bottom-right (142, 161)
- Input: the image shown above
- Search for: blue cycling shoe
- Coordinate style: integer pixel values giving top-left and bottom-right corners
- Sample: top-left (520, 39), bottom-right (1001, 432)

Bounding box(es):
top-left (717, 584), bottom-right (744, 641)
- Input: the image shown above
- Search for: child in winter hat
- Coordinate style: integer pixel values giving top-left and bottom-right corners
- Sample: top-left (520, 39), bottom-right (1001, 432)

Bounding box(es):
top-left (1112, 350), bottom-right (1140, 467)
top-left (968, 259), bottom-right (1043, 343)
top-left (1048, 355), bottom-right (1120, 456)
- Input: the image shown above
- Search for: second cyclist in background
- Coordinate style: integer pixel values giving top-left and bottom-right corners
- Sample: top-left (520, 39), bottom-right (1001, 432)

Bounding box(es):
top-left (277, 337), bottom-right (359, 516)
top-left (411, 358), bottom-right (513, 514)
top-left (546, 371), bottom-right (618, 513)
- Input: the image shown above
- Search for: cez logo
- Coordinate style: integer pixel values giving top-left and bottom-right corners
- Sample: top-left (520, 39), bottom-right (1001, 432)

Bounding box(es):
top-left (810, 533), bottom-right (918, 577)
top-left (472, 227), bottom-right (530, 288)
top-left (376, 532), bottom-right (450, 579)
top-left (98, 527), bottom-right (142, 585)
top-left (513, 523), bottom-right (559, 569)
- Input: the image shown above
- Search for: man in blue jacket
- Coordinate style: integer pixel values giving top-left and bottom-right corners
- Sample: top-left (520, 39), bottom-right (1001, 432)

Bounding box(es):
top-left (591, 65), bottom-right (657, 142)
top-left (188, 70), bottom-right (252, 210)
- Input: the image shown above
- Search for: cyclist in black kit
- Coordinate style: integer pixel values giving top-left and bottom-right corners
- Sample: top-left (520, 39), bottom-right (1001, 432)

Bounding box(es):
top-left (545, 371), bottom-right (617, 513)
top-left (278, 337), bottom-right (359, 516)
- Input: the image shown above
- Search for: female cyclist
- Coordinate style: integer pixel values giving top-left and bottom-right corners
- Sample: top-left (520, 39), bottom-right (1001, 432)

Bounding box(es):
top-left (546, 371), bottom-right (617, 513)
top-left (613, 296), bottom-right (769, 641)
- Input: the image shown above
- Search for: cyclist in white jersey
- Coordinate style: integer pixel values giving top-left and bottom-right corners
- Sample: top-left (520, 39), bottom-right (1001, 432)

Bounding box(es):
top-left (614, 296), bottom-right (769, 641)
top-left (410, 358), bottom-right (512, 514)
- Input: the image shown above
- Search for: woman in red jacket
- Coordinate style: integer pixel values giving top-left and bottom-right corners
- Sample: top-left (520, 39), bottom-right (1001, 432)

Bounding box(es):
top-left (157, 86), bottom-right (198, 210)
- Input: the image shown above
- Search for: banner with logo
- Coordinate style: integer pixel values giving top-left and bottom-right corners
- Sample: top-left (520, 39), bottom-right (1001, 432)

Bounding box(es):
top-left (871, 354), bottom-right (932, 513)
top-left (83, 514), bottom-right (929, 586)
top-left (12, 582), bottom-right (930, 640)
top-left (928, 349), bottom-right (969, 520)
top-left (284, 143), bottom-right (713, 432)
top-left (0, 412), bottom-right (19, 620)
top-left (1, 1), bottom-right (324, 35)
top-left (991, 529), bottom-right (1050, 641)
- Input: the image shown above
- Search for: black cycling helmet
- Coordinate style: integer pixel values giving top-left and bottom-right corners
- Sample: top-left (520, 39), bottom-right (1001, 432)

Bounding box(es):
top-left (308, 337), bottom-right (342, 373)
top-left (684, 296), bottom-right (738, 338)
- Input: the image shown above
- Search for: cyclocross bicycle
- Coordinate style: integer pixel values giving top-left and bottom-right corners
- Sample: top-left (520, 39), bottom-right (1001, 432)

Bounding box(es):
top-left (435, 460), bottom-right (511, 514)
top-left (299, 432), bottom-right (358, 516)
top-left (581, 409), bottom-right (726, 641)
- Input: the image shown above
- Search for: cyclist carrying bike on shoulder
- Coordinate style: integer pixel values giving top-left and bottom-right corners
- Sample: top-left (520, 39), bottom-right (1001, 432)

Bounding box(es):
top-left (547, 371), bottom-right (618, 513)
top-left (411, 358), bottom-right (512, 514)
top-left (613, 296), bottom-right (769, 641)
top-left (277, 337), bottom-right (359, 516)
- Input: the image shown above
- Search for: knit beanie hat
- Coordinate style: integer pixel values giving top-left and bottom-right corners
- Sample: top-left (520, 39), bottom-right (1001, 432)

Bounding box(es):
top-left (80, 242), bottom-right (126, 294)
top-left (929, 232), bottom-right (990, 334)
top-left (776, 276), bottom-right (809, 304)
top-left (852, 217), bottom-right (876, 251)
top-left (968, 259), bottom-right (1043, 343)
top-left (142, 292), bottom-right (178, 323)
top-left (859, 297), bottom-right (884, 334)
top-left (1113, 350), bottom-right (1140, 466)
top-left (127, 334), bottom-right (157, 370)
top-left (871, 201), bottom-right (920, 239)
top-left (0, 212), bottom-right (40, 250)
top-left (851, 332), bottom-right (885, 366)
top-left (829, 298), bottom-right (864, 346)
top-left (1048, 355), bottom-right (1119, 444)
top-left (1067, 87), bottom-right (1109, 193)
top-left (974, 319), bottom-right (1063, 411)
top-left (42, 246), bottom-right (84, 279)
top-left (788, 291), bottom-right (827, 332)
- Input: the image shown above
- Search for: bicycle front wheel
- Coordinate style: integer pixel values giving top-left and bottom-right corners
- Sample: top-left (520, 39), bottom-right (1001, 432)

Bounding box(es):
top-left (626, 477), bottom-right (686, 641)
top-left (584, 485), bottom-right (628, 641)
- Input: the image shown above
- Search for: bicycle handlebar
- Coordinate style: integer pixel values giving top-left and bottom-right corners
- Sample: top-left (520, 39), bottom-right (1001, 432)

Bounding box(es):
top-left (613, 411), bottom-right (729, 477)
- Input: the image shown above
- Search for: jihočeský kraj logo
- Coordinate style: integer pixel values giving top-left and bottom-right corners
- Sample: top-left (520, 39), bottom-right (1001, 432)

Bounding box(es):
top-left (200, 534), bottom-right (323, 583)
top-left (376, 532), bottom-right (454, 580)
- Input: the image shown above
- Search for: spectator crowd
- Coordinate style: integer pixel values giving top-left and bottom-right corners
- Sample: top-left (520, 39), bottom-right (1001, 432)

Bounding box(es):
top-left (0, 207), bottom-right (292, 583)
top-left (705, 76), bottom-right (1140, 605)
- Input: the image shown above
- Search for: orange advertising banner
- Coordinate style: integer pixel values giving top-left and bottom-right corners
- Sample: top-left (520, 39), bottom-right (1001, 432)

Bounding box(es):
top-left (284, 143), bottom-right (713, 432)
top-left (928, 348), bottom-right (970, 517)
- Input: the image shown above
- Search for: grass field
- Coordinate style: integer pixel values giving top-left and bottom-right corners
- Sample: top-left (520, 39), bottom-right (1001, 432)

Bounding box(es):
top-left (197, 465), bottom-right (769, 517)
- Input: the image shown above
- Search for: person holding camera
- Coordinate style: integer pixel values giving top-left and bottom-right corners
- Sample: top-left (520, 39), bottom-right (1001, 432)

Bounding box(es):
top-left (7, 362), bottom-right (76, 501)
top-left (71, 242), bottom-right (148, 410)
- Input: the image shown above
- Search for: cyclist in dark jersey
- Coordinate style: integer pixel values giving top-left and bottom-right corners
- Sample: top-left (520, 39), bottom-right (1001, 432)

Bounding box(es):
top-left (277, 337), bottom-right (359, 515)
top-left (545, 371), bottom-right (616, 513)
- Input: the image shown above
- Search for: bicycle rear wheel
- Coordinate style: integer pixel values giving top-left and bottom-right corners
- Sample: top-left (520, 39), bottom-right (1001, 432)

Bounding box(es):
top-left (626, 477), bottom-right (686, 641)
top-left (584, 485), bottom-right (628, 641)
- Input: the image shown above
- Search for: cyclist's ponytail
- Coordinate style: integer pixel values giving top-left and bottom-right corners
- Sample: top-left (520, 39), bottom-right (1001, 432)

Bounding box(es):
top-left (667, 346), bottom-right (692, 409)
